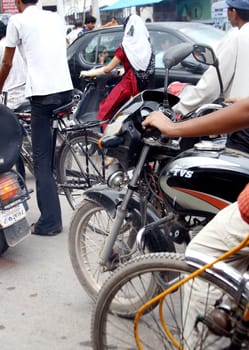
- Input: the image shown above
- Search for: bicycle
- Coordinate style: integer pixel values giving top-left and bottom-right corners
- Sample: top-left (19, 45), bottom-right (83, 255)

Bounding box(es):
top-left (16, 100), bottom-right (106, 209)
top-left (91, 235), bottom-right (249, 349)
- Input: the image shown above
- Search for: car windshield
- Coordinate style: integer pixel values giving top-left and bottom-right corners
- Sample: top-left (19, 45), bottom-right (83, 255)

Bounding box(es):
top-left (179, 25), bottom-right (225, 50)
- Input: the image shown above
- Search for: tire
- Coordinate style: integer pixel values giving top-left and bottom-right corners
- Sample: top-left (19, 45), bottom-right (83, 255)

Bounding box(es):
top-left (68, 199), bottom-right (173, 301)
top-left (0, 230), bottom-right (8, 255)
top-left (56, 130), bottom-right (105, 209)
top-left (91, 253), bottom-right (246, 350)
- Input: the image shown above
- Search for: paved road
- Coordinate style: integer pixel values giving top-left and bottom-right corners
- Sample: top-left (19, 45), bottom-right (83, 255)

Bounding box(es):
top-left (0, 172), bottom-right (93, 350)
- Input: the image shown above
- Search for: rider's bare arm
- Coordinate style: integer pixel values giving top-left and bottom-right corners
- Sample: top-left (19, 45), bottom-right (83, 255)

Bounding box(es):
top-left (142, 97), bottom-right (249, 138)
top-left (0, 47), bottom-right (15, 93)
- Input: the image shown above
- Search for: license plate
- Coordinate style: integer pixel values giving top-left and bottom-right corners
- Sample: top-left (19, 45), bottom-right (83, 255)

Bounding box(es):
top-left (0, 204), bottom-right (26, 228)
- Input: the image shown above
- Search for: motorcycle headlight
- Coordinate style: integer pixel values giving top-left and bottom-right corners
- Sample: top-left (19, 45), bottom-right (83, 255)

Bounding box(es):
top-left (107, 170), bottom-right (125, 189)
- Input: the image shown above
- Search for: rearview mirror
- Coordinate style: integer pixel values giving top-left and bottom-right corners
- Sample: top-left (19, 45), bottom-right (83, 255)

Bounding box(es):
top-left (163, 42), bottom-right (193, 70)
top-left (192, 44), bottom-right (224, 100)
top-left (192, 44), bottom-right (217, 66)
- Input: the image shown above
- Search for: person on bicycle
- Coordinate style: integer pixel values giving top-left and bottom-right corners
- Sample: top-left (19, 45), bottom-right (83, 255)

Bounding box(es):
top-left (80, 14), bottom-right (155, 131)
top-left (0, 0), bottom-right (73, 236)
top-left (143, 96), bottom-right (249, 349)
top-left (174, 0), bottom-right (249, 153)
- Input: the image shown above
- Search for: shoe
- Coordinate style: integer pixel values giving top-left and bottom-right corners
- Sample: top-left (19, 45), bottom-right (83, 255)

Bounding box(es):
top-left (31, 223), bottom-right (62, 236)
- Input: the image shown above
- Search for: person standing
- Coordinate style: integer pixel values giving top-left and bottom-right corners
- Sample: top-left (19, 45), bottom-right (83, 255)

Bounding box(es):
top-left (66, 19), bottom-right (83, 46)
top-left (0, 0), bottom-right (73, 236)
top-left (77, 15), bottom-right (96, 37)
top-left (80, 14), bottom-right (155, 130)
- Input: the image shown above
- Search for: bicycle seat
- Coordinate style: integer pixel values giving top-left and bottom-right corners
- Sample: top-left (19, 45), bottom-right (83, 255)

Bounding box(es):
top-left (52, 101), bottom-right (74, 117)
top-left (0, 104), bottom-right (23, 172)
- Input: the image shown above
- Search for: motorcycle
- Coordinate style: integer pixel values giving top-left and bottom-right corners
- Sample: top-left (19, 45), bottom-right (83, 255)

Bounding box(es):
top-left (73, 68), bottom-right (122, 129)
top-left (68, 43), bottom-right (247, 300)
top-left (0, 104), bottom-right (31, 255)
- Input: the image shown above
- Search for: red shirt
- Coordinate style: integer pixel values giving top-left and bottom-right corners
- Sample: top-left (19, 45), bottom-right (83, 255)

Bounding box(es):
top-left (97, 45), bottom-right (139, 127)
top-left (115, 46), bottom-right (132, 72)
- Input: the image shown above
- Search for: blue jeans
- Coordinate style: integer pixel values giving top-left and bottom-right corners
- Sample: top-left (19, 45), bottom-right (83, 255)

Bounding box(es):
top-left (30, 91), bottom-right (72, 232)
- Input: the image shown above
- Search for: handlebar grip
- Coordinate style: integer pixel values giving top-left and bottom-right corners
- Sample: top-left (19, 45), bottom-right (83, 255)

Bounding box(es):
top-left (143, 126), bottom-right (161, 139)
top-left (99, 135), bottom-right (124, 149)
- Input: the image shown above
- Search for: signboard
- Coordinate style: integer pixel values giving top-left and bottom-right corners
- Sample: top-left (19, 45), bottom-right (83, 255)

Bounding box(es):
top-left (1, 0), bottom-right (18, 13)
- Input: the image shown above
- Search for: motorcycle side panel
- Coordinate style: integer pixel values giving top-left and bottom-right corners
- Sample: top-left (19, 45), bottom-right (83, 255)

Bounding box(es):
top-left (159, 148), bottom-right (249, 216)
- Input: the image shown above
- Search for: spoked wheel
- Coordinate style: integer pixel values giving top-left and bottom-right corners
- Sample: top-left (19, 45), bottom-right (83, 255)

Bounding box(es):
top-left (91, 253), bottom-right (245, 350)
top-left (57, 130), bottom-right (106, 209)
top-left (68, 199), bottom-right (146, 300)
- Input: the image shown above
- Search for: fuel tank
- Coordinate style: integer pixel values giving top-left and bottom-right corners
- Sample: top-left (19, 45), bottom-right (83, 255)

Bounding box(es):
top-left (159, 143), bottom-right (249, 217)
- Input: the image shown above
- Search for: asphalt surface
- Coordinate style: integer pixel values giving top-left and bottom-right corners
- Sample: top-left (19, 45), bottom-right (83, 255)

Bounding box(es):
top-left (0, 172), bottom-right (93, 350)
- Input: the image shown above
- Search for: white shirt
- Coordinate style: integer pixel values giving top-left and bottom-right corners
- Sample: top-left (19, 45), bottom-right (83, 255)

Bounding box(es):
top-left (174, 23), bottom-right (249, 115)
top-left (0, 37), bottom-right (26, 109)
top-left (66, 27), bottom-right (82, 46)
top-left (5, 5), bottom-right (73, 98)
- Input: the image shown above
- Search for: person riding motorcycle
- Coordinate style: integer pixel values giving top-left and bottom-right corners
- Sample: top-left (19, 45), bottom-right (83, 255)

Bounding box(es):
top-left (143, 95), bottom-right (249, 350)
top-left (80, 14), bottom-right (155, 131)
top-left (173, 0), bottom-right (249, 153)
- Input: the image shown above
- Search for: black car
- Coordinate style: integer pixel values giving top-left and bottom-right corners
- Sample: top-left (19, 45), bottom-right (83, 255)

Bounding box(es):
top-left (67, 21), bottom-right (225, 90)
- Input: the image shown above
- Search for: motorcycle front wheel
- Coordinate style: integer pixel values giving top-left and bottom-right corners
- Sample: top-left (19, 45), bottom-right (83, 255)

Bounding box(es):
top-left (68, 198), bottom-right (176, 301)
top-left (68, 199), bottom-right (143, 300)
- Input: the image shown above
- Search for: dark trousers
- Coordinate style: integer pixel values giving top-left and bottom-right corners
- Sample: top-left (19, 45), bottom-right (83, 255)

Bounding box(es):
top-left (30, 90), bottom-right (72, 232)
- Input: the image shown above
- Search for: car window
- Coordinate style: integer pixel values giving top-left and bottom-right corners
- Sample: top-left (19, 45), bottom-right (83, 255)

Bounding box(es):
top-left (82, 31), bottom-right (123, 64)
top-left (98, 32), bottom-right (123, 63)
top-left (82, 36), bottom-right (98, 63)
top-left (178, 25), bottom-right (225, 51)
top-left (149, 31), bottom-right (183, 68)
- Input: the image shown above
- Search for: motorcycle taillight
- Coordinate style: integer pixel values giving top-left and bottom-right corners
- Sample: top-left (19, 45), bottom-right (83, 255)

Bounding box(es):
top-left (0, 172), bottom-right (19, 203)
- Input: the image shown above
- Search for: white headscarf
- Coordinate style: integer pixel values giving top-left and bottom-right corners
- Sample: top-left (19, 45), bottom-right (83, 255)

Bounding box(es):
top-left (122, 14), bottom-right (152, 72)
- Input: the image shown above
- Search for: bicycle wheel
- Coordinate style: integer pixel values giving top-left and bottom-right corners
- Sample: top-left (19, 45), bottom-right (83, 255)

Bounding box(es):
top-left (92, 252), bottom-right (246, 350)
top-left (68, 199), bottom-right (150, 300)
top-left (56, 129), bottom-right (105, 209)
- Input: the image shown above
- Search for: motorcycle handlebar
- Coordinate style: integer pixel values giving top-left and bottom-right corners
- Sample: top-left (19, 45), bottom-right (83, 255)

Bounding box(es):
top-left (182, 103), bottom-right (225, 120)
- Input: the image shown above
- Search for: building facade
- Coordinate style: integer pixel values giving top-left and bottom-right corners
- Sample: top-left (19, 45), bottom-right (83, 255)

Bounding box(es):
top-left (0, 0), bottom-right (215, 25)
